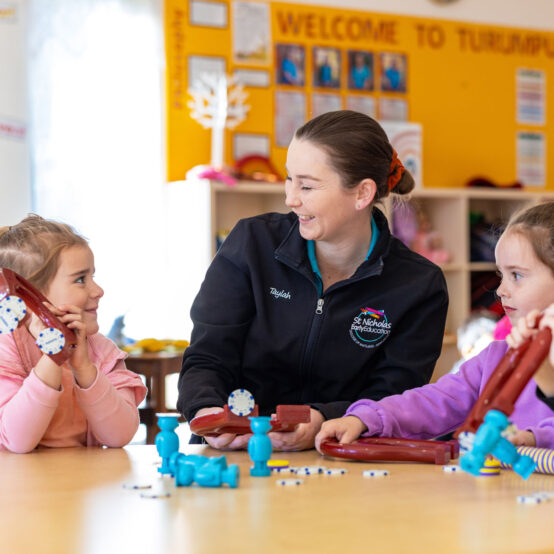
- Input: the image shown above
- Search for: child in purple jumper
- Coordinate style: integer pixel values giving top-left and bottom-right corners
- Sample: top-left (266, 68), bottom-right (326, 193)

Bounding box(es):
top-left (316, 202), bottom-right (554, 451)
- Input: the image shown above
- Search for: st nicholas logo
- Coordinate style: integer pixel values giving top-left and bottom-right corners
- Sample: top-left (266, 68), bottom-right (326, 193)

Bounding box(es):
top-left (350, 307), bottom-right (391, 348)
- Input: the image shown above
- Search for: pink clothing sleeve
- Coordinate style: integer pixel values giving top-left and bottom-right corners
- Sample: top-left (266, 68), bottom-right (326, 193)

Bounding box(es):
top-left (0, 336), bottom-right (63, 453)
top-left (80, 335), bottom-right (147, 448)
top-left (76, 359), bottom-right (146, 447)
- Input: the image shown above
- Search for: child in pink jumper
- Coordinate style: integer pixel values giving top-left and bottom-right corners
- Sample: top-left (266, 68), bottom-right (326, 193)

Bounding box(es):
top-left (0, 215), bottom-right (147, 453)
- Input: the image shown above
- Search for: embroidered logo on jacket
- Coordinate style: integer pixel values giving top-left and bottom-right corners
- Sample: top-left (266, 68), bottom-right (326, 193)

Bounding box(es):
top-left (350, 307), bottom-right (391, 348)
top-left (270, 287), bottom-right (291, 300)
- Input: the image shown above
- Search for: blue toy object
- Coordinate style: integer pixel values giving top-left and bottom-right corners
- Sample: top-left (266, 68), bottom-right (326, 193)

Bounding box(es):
top-left (169, 452), bottom-right (240, 488)
top-left (460, 410), bottom-right (535, 479)
top-left (248, 416), bottom-right (272, 477)
top-left (155, 413), bottom-right (180, 475)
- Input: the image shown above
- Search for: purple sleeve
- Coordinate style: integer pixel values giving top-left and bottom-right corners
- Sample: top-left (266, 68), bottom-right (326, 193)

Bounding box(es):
top-left (345, 350), bottom-right (489, 439)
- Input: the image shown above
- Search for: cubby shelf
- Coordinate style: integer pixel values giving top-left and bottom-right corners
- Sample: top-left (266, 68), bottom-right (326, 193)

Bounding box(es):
top-left (210, 181), bottom-right (554, 380)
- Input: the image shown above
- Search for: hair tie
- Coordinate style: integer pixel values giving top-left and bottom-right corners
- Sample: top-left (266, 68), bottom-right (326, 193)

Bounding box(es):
top-left (387, 149), bottom-right (405, 193)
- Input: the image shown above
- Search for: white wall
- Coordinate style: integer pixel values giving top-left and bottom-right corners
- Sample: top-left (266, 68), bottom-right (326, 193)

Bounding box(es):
top-left (1, 0), bottom-right (554, 225)
top-left (0, 0), bottom-right (30, 226)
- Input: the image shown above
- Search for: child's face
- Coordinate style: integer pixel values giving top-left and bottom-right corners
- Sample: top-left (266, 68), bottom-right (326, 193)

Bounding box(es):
top-left (495, 231), bottom-right (554, 324)
top-left (45, 245), bottom-right (104, 335)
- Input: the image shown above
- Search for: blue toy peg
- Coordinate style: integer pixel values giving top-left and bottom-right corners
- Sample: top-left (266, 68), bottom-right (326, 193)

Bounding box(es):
top-left (169, 452), bottom-right (240, 488)
top-left (248, 416), bottom-right (272, 477)
top-left (460, 410), bottom-right (535, 479)
top-left (195, 457), bottom-right (240, 488)
top-left (155, 413), bottom-right (181, 475)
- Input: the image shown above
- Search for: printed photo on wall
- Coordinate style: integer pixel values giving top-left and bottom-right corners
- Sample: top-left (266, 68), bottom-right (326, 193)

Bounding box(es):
top-left (312, 93), bottom-right (342, 118)
top-left (347, 51), bottom-right (374, 91)
top-left (380, 52), bottom-right (407, 93)
top-left (276, 44), bottom-right (305, 86)
top-left (275, 91), bottom-right (306, 147)
top-left (312, 46), bottom-right (341, 89)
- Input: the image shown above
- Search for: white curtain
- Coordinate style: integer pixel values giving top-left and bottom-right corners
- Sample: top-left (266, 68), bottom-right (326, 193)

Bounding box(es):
top-left (27, 0), bottom-right (193, 340)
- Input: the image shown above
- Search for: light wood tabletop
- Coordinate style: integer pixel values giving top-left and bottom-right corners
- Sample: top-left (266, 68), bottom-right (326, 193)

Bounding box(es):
top-left (1, 444), bottom-right (554, 554)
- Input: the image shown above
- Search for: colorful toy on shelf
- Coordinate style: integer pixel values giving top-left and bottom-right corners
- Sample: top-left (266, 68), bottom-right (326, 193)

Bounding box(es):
top-left (0, 268), bottom-right (77, 365)
top-left (455, 316), bottom-right (552, 478)
top-left (248, 416), bottom-right (273, 477)
top-left (233, 154), bottom-right (284, 183)
top-left (155, 413), bottom-right (180, 475)
top-left (391, 202), bottom-right (450, 265)
top-left (190, 403), bottom-right (311, 436)
top-left (319, 436), bottom-right (459, 465)
top-left (169, 452), bottom-right (240, 488)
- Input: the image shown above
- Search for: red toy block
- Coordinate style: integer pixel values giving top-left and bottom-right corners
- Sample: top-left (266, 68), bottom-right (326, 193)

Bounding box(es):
top-left (0, 268), bottom-right (77, 365)
top-left (190, 404), bottom-right (311, 436)
top-left (456, 317), bottom-right (551, 438)
top-left (319, 436), bottom-right (456, 465)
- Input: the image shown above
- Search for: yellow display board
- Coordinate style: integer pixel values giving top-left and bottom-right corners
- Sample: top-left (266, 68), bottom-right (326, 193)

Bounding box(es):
top-left (166, 0), bottom-right (554, 189)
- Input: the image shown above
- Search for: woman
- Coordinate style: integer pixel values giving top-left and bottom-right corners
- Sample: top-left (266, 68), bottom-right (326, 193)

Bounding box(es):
top-left (177, 110), bottom-right (448, 451)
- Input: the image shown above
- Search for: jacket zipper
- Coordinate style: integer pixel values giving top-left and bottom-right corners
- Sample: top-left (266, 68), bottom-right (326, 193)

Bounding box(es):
top-left (299, 297), bottom-right (325, 402)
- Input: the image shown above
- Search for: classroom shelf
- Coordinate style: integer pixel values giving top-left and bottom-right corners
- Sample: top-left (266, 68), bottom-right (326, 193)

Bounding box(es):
top-left (210, 181), bottom-right (554, 380)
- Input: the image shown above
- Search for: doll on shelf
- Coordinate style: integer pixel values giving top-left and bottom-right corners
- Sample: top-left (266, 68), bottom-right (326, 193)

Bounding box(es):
top-left (411, 206), bottom-right (451, 265)
top-left (392, 202), bottom-right (450, 265)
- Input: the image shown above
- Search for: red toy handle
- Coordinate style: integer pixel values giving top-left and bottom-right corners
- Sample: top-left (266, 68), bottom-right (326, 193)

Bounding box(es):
top-left (0, 268), bottom-right (77, 365)
top-left (319, 437), bottom-right (458, 465)
top-left (189, 404), bottom-right (311, 436)
top-left (456, 315), bottom-right (551, 437)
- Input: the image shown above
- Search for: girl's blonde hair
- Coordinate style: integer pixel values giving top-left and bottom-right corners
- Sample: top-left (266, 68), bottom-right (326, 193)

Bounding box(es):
top-left (504, 201), bottom-right (554, 274)
top-left (0, 214), bottom-right (88, 292)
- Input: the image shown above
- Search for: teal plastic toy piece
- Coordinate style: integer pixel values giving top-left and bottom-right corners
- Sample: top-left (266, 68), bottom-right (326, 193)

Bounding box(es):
top-left (460, 410), bottom-right (535, 479)
top-left (155, 413), bottom-right (180, 475)
top-left (248, 416), bottom-right (272, 477)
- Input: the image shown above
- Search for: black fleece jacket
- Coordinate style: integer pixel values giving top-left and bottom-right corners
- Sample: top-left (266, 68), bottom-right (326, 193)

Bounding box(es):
top-left (177, 208), bottom-right (448, 423)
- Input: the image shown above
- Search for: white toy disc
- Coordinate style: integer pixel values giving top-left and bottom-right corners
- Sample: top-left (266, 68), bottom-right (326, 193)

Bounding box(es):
top-left (362, 469), bottom-right (389, 478)
top-left (0, 295), bottom-right (27, 322)
top-left (276, 478), bottom-right (304, 486)
top-left (0, 306), bottom-right (19, 334)
top-left (36, 327), bottom-right (66, 355)
top-left (228, 388), bottom-right (255, 416)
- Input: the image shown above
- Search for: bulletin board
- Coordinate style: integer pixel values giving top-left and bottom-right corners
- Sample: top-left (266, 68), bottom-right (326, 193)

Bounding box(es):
top-left (165, 0), bottom-right (554, 189)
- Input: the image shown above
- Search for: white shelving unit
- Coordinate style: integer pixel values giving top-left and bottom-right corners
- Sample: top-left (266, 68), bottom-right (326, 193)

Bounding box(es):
top-left (210, 181), bottom-right (554, 380)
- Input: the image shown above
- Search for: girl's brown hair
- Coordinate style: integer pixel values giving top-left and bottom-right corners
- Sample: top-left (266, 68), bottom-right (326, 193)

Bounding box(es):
top-left (294, 110), bottom-right (415, 201)
top-left (0, 214), bottom-right (88, 292)
top-left (504, 201), bottom-right (554, 274)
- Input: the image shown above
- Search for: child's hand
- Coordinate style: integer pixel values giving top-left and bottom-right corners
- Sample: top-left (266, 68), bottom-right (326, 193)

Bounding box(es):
top-left (51, 303), bottom-right (97, 388)
top-left (506, 309), bottom-right (541, 349)
top-left (506, 306), bottom-right (554, 397)
top-left (508, 430), bottom-right (536, 447)
top-left (315, 415), bottom-right (367, 453)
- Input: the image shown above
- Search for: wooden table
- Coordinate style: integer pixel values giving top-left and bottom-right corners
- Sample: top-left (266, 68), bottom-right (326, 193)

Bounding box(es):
top-left (125, 352), bottom-right (183, 443)
top-left (1, 445), bottom-right (554, 554)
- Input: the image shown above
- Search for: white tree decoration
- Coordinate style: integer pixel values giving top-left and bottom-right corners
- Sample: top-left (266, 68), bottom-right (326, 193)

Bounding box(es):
top-left (188, 73), bottom-right (250, 169)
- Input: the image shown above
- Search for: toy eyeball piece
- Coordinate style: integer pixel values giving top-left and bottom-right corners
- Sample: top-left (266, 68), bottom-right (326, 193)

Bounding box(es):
top-left (36, 328), bottom-right (66, 355)
top-left (228, 388), bottom-right (255, 416)
top-left (0, 295), bottom-right (27, 334)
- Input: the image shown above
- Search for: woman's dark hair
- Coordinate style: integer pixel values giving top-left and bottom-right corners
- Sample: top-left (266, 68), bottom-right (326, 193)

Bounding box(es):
top-left (294, 110), bottom-right (415, 200)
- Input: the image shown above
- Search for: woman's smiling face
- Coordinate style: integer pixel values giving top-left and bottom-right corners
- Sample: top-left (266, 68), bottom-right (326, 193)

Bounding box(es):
top-left (285, 138), bottom-right (361, 244)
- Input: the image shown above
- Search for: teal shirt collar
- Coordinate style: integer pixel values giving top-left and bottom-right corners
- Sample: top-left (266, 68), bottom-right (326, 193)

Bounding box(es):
top-left (307, 216), bottom-right (380, 295)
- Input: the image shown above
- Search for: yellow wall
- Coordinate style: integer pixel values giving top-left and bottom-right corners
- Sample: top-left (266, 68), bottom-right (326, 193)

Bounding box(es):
top-left (166, 0), bottom-right (554, 189)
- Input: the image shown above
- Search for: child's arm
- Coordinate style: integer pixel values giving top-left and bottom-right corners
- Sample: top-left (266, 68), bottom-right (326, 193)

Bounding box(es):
top-left (73, 335), bottom-right (147, 447)
top-left (0, 336), bottom-right (63, 453)
top-left (74, 364), bottom-right (144, 447)
top-left (506, 306), bottom-right (554, 398)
